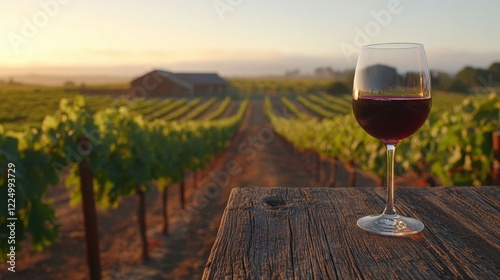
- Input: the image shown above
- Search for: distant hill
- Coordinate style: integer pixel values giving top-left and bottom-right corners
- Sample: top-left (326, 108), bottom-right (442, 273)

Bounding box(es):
top-left (0, 74), bottom-right (131, 86)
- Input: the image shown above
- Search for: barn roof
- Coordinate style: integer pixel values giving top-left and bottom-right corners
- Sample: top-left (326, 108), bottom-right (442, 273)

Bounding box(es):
top-left (132, 70), bottom-right (227, 89)
top-left (175, 73), bottom-right (228, 86)
top-left (154, 70), bottom-right (192, 89)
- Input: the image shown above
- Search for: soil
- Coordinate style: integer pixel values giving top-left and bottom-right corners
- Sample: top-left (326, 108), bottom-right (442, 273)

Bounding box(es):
top-left (0, 99), bottom-right (421, 280)
top-left (292, 99), bottom-right (320, 120)
top-left (218, 100), bottom-right (240, 118)
top-left (192, 100), bottom-right (221, 121)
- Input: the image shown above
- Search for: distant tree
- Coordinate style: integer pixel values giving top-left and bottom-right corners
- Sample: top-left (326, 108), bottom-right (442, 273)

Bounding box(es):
top-left (455, 66), bottom-right (478, 87)
top-left (314, 67), bottom-right (325, 77)
top-left (344, 70), bottom-right (355, 89)
top-left (64, 80), bottom-right (76, 87)
top-left (431, 71), bottom-right (452, 90)
top-left (455, 64), bottom-right (500, 90)
top-left (314, 67), bottom-right (335, 77)
top-left (285, 69), bottom-right (301, 77)
top-left (326, 81), bottom-right (350, 95)
top-left (485, 62), bottom-right (500, 86)
top-left (447, 79), bottom-right (469, 93)
top-left (488, 62), bottom-right (500, 72)
top-left (6, 78), bottom-right (23, 85)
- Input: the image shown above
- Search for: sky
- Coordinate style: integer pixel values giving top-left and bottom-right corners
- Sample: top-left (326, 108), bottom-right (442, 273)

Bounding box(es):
top-left (1, 0), bottom-right (499, 77)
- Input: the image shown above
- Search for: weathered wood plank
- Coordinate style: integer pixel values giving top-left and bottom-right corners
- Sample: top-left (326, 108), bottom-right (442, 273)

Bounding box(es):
top-left (203, 187), bottom-right (500, 280)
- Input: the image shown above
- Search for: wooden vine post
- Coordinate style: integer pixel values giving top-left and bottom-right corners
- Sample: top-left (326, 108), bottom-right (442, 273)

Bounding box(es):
top-left (162, 189), bottom-right (169, 235)
top-left (78, 137), bottom-right (102, 280)
top-left (328, 159), bottom-right (338, 187)
top-left (317, 155), bottom-right (324, 183)
top-left (136, 185), bottom-right (149, 262)
top-left (348, 161), bottom-right (356, 188)
top-left (180, 170), bottom-right (186, 209)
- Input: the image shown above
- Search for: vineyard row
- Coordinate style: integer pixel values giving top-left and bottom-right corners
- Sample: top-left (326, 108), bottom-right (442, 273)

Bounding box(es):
top-left (0, 96), bottom-right (249, 262)
top-left (265, 94), bottom-right (499, 187)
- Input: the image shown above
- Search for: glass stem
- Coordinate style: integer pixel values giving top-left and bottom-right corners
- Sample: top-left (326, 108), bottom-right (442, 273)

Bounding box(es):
top-left (383, 144), bottom-right (397, 216)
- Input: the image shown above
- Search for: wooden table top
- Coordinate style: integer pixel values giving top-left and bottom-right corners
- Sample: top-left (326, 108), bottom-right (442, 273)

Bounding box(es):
top-left (202, 186), bottom-right (500, 280)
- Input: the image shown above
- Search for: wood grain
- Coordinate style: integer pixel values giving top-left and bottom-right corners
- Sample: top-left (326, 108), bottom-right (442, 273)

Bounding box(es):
top-left (202, 187), bottom-right (500, 280)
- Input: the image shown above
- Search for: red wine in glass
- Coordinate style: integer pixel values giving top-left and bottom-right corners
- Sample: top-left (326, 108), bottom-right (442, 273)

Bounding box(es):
top-left (352, 96), bottom-right (431, 145)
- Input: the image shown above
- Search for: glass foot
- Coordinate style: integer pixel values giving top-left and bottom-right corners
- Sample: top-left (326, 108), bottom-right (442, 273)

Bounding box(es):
top-left (357, 214), bottom-right (424, 236)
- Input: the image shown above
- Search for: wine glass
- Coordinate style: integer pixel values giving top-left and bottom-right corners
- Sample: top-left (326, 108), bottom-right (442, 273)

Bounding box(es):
top-left (352, 43), bottom-right (431, 236)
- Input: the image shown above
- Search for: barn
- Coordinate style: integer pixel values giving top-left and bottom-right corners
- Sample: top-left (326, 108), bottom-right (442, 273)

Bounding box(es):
top-left (130, 69), bottom-right (228, 98)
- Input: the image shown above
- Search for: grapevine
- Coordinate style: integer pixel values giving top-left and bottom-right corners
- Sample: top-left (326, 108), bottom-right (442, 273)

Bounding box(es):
top-left (266, 93), bottom-right (499, 186)
top-left (0, 96), bottom-right (248, 261)
top-left (204, 97), bottom-right (232, 120)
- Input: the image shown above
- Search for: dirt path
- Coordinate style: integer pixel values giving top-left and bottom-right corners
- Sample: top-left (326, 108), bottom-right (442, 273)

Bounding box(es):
top-left (126, 100), bottom-right (318, 279)
top-left (193, 100), bottom-right (221, 121)
top-left (293, 99), bottom-right (320, 120)
top-left (1, 99), bottom-right (376, 280)
top-left (218, 100), bottom-right (239, 118)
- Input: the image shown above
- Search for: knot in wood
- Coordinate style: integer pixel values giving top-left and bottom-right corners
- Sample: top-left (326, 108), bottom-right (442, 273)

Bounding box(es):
top-left (263, 196), bottom-right (286, 209)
